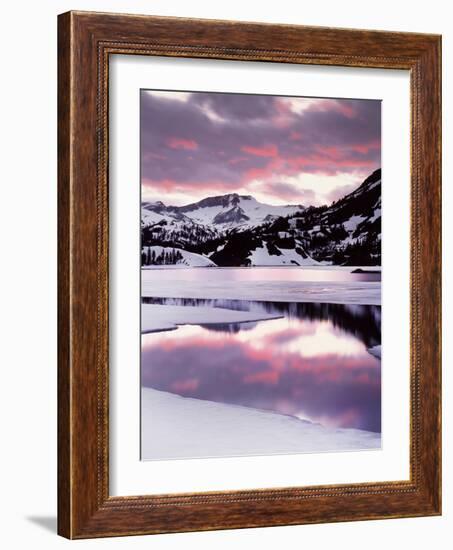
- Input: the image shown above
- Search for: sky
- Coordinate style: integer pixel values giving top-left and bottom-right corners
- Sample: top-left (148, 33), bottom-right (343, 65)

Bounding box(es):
top-left (141, 90), bottom-right (381, 207)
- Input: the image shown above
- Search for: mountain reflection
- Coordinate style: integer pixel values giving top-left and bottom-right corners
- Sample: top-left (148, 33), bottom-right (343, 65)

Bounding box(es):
top-left (141, 299), bottom-right (381, 433)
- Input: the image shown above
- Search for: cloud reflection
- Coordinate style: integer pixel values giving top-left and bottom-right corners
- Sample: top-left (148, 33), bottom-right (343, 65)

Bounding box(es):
top-left (141, 306), bottom-right (381, 433)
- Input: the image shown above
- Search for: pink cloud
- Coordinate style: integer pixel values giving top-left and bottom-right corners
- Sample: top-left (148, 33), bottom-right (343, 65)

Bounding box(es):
top-left (167, 137), bottom-right (199, 150)
top-left (144, 152), bottom-right (167, 161)
top-left (141, 91), bottom-right (381, 206)
top-left (317, 145), bottom-right (341, 160)
top-left (240, 150), bottom-right (376, 186)
top-left (286, 154), bottom-right (375, 173)
top-left (272, 99), bottom-right (293, 128)
top-left (275, 98), bottom-right (291, 114)
top-left (228, 156), bottom-right (249, 165)
top-left (242, 157), bottom-right (284, 182)
top-left (242, 144), bottom-right (279, 157)
top-left (351, 140), bottom-right (381, 154)
top-left (142, 178), bottom-right (237, 194)
top-left (243, 371), bottom-right (280, 385)
top-left (307, 99), bottom-right (357, 119)
top-left (332, 101), bottom-right (356, 118)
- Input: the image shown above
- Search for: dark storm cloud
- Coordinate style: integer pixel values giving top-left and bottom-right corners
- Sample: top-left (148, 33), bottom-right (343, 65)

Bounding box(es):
top-left (192, 92), bottom-right (276, 121)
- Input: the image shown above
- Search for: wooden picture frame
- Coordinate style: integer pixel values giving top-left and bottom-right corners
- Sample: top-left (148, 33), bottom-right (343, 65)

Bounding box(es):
top-left (58, 10), bottom-right (441, 539)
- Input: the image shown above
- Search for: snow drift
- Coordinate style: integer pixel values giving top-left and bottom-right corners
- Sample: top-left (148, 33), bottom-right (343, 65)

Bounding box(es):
top-left (141, 388), bottom-right (381, 460)
top-left (141, 303), bottom-right (282, 333)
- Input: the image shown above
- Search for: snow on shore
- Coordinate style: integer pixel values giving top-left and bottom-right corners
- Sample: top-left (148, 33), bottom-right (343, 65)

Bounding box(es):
top-left (141, 388), bottom-right (381, 460)
top-left (292, 265), bottom-right (381, 271)
top-left (142, 278), bottom-right (381, 306)
top-left (142, 246), bottom-right (216, 267)
top-left (144, 265), bottom-right (381, 272)
top-left (248, 244), bottom-right (319, 267)
top-left (142, 303), bottom-right (281, 333)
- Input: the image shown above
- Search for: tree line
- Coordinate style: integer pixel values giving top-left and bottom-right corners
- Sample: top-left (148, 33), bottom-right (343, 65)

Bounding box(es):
top-left (141, 247), bottom-right (184, 266)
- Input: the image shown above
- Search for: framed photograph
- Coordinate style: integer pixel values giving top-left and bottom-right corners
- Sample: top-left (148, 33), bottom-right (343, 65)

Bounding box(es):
top-left (58, 11), bottom-right (441, 538)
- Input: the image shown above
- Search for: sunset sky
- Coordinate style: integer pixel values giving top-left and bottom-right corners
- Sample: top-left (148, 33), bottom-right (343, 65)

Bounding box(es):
top-left (141, 90), bottom-right (381, 207)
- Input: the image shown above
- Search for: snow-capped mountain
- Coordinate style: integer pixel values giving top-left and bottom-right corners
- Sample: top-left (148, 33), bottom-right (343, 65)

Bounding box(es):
top-left (141, 169), bottom-right (381, 267)
top-left (142, 193), bottom-right (305, 231)
top-left (283, 168), bottom-right (382, 265)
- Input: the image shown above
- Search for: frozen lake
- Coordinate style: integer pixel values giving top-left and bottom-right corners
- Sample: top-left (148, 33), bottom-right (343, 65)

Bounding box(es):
top-left (141, 296), bottom-right (381, 459)
top-left (142, 266), bottom-right (381, 306)
top-left (142, 265), bottom-right (381, 282)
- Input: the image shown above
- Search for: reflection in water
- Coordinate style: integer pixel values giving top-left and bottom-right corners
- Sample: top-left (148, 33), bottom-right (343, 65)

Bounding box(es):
top-left (141, 299), bottom-right (381, 433)
top-left (142, 297), bottom-right (381, 348)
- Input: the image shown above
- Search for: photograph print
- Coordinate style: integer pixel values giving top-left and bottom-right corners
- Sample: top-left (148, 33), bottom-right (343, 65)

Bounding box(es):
top-left (140, 90), bottom-right (382, 460)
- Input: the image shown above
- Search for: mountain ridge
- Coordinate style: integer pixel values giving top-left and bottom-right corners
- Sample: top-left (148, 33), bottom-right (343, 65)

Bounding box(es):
top-left (141, 169), bottom-right (381, 267)
top-left (143, 192), bottom-right (305, 213)
top-left (142, 192), bottom-right (306, 232)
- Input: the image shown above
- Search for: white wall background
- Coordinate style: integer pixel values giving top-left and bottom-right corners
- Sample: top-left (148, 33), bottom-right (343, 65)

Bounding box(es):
top-left (0, 0), bottom-right (450, 547)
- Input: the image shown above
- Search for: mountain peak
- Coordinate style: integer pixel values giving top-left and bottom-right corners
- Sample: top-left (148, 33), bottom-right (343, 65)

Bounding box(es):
top-left (213, 205), bottom-right (250, 225)
top-left (142, 192), bottom-right (309, 231)
top-left (178, 193), bottom-right (256, 213)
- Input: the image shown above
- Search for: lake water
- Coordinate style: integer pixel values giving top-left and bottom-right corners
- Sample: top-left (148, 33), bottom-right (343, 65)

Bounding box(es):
top-left (141, 298), bottom-right (381, 433)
